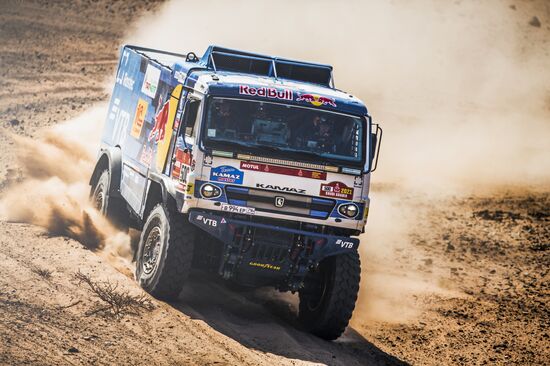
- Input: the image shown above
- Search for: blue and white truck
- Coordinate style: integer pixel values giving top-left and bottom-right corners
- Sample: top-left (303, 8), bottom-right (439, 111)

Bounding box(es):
top-left (90, 45), bottom-right (382, 340)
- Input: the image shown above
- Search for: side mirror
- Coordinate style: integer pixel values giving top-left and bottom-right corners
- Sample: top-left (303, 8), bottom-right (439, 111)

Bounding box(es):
top-left (370, 132), bottom-right (377, 165)
top-left (365, 123), bottom-right (382, 173)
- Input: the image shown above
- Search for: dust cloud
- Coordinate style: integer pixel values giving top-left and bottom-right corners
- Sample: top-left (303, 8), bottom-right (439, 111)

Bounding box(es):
top-left (128, 0), bottom-right (549, 323)
top-left (0, 105), bottom-right (134, 273)
top-left (129, 0), bottom-right (550, 193)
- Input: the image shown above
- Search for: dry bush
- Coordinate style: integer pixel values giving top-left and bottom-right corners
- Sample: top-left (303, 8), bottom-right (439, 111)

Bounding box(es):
top-left (74, 271), bottom-right (154, 319)
top-left (31, 266), bottom-right (53, 280)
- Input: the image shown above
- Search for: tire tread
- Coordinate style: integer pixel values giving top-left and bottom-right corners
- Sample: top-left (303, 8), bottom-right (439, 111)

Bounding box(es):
top-left (299, 252), bottom-right (361, 340)
top-left (146, 202), bottom-right (195, 300)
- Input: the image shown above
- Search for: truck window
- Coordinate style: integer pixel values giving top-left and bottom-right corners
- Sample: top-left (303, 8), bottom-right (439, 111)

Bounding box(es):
top-left (183, 99), bottom-right (200, 137)
top-left (203, 97), bottom-right (365, 166)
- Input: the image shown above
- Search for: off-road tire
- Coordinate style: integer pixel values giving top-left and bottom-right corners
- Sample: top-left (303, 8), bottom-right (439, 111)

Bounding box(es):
top-left (135, 203), bottom-right (195, 301)
top-left (90, 169), bottom-right (129, 229)
top-left (298, 252), bottom-right (361, 340)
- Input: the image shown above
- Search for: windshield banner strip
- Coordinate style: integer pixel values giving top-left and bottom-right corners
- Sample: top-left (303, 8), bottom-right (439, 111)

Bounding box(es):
top-left (240, 161), bottom-right (327, 180)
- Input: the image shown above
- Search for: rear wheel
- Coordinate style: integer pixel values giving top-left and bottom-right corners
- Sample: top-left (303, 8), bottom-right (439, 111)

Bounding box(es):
top-left (299, 252), bottom-right (361, 340)
top-left (135, 203), bottom-right (195, 301)
top-left (90, 169), bottom-right (129, 229)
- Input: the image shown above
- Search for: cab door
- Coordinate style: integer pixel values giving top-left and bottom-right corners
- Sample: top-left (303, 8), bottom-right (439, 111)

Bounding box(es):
top-left (167, 95), bottom-right (202, 190)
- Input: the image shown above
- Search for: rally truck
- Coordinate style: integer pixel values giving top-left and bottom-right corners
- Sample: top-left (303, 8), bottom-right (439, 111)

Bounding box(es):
top-left (90, 45), bottom-right (382, 340)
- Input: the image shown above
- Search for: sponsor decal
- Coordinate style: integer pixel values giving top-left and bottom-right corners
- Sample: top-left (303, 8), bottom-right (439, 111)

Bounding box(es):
top-left (186, 182), bottom-right (194, 195)
top-left (174, 70), bottom-right (186, 82)
top-left (335, 239), bottom-right (355, 249)
top-left (196, 215), bottom-right (218, 227)
top-left (354, 175), bottom-right (363, 188)
top-left (115, 51), bottom-right (135, 91)
top-left (296, 93), bottom-right (337, 107)
top-left (111, 99), bottom-right (130, 146)
top-left (176, 182), bottom-right (186, 192)
top-left (240, 162), bottom-right (326, 180)
top-left (239, 85), bottom-right (293, 101)
top-left (116, 71), bottom-right (135, 91)
top-left (220, 203), bottom-right (255, 215)
top-left (131, 98), bottom-right (148, 139)
top-left (141, 64), bottom-right (161, 98)
top-left (108, 97), bottom-right (120, 121)
top-left (148, 99), bottom-right (169, 143)
top-left (171, 148), bottom-right (192, 180)
top-left (154, 85), bottom-right (182, 172)
top-left (210, 165), bottom-right (244, 184)
top-left (256, 183), bottom-right (306, 194)
top-left (320, 181), bottom-right (354, 199)
top-left (248, 261), bottom-right (281, 271)
top-left (139, 146), bottom-right (154, 167)
top-left (203, 155), bottom-right (213, 166)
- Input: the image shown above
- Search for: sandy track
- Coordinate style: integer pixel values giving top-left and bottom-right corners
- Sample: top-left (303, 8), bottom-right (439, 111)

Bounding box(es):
top-left (0, 221), bottom-right (402, 365)
top-left (0, 1), bottom-right (549, 365)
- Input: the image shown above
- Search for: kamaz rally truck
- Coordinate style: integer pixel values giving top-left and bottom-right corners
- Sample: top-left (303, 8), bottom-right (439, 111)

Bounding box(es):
top-left (90, 45), bottom-right (382, 340)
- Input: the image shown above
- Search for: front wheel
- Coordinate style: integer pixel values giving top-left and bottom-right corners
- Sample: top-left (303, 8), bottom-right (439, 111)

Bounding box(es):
top-left (298, 252), bottom-right (361, 340)
top-left (135, 203), bottom-right (195, 301)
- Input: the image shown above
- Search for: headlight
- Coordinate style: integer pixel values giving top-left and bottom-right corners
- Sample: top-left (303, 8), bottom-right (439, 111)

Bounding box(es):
top-left (338, 203), bottom-right (359, 218)
top-left (200, 183), bottom-right (222, 199)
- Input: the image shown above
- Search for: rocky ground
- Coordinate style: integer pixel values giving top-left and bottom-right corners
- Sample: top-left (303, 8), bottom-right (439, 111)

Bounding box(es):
top-left (359, 192), bottom-right (549, 365)
top-left (0, 0), bottom-right (549, 365)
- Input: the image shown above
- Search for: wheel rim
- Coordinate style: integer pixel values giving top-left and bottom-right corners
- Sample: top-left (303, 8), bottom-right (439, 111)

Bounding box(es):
top-left (142, 223), bottom-right (162, 275)
top-left (93, 183), bottom-right (105, 211)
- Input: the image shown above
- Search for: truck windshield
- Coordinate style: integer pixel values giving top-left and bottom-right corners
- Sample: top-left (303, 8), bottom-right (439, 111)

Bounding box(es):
top-left (202, 97), bottom-right (365, 166)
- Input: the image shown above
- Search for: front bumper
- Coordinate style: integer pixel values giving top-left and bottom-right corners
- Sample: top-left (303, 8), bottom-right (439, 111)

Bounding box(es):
top-left (188, 210), bottom-right (360, 291)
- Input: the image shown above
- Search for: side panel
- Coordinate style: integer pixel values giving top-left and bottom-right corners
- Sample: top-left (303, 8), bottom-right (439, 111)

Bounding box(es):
top-left (102, 46), bottom-right (184, 215)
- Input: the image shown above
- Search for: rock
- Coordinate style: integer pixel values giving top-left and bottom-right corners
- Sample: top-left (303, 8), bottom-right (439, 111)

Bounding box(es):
top-left (9, 119), bottom-right (20, 126)
top-left (447, 243), bottom-right (456, 251)
top-left (529, 16), bottom-right (541, 28)
top-left (68, 347), bottom-right (79, 353)
top-left (509, 5), bottom-right (516, 10)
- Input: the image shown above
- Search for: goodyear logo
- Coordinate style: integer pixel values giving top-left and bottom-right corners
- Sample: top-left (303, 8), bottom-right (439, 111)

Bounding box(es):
top-left (249, 262), bottom-right (281, 271)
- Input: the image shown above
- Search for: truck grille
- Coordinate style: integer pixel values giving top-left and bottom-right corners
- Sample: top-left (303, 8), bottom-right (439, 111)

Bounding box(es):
top-left (225, 185), bottom-right (335, 219)
top-left (249, 228), bottom-right (293, 263)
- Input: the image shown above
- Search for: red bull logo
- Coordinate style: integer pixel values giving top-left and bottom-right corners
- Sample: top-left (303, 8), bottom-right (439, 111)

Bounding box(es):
top-left (296, 93), bottom-right (337, 107)
top-left (239, 85), bottom-right (293, 101)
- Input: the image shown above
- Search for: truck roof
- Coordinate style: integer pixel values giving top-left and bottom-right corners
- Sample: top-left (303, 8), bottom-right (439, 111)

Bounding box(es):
top-left (184, 71), bottom-right (368, 116)
top-left (128, 45), bottom-right (369, 116)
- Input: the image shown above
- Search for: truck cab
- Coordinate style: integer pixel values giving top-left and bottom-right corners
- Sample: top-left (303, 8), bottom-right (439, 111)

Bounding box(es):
top-left (90, 45), bottom-right (381, 340)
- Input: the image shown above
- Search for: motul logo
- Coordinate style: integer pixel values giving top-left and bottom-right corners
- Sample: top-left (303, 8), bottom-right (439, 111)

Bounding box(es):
top-left (256, 183), bottom-right (306, 194)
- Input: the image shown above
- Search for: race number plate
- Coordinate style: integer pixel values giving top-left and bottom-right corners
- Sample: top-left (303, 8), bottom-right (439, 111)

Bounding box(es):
top-left (220, 204), bottom-right (255, 215)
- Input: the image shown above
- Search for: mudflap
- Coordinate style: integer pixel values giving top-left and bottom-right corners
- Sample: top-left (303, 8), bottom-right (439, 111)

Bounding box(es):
top-left (188, 210), bottom-right (360, 291)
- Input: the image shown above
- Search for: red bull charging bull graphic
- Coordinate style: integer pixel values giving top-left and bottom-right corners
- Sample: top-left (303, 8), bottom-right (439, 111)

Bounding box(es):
top-left (296, 93), bottom-right (337, 107)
